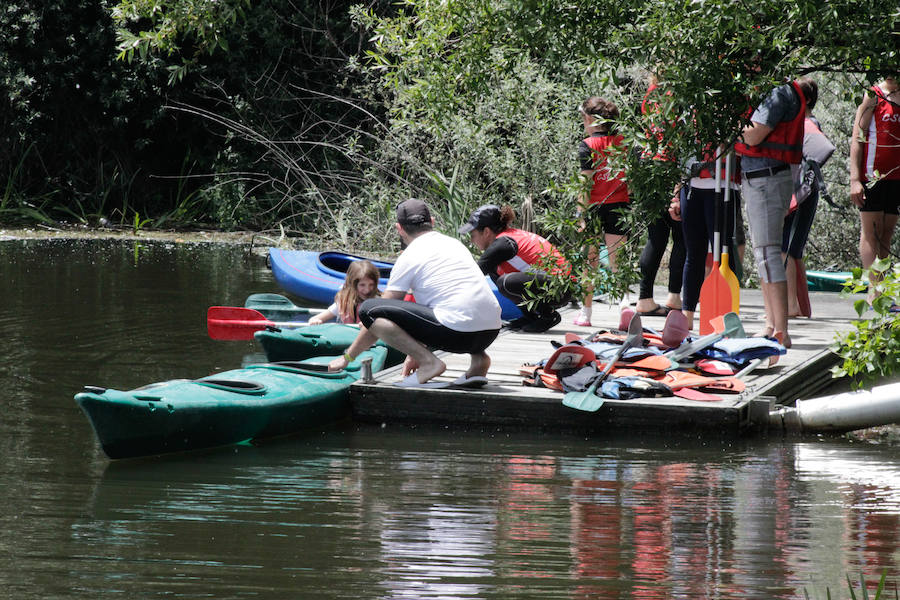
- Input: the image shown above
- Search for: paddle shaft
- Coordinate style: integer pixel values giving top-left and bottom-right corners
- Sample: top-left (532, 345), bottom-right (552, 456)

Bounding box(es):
top-left (207, 306), bottom-right (313, 340)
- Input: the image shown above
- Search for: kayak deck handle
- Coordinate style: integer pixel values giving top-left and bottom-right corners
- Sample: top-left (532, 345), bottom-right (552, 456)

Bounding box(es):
top-left (194, 378), bottom-right (268, 395)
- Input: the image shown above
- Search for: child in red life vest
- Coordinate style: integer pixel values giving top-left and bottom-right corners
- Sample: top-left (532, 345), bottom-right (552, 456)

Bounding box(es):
top-left (575, 96), bottom-right (629, 327)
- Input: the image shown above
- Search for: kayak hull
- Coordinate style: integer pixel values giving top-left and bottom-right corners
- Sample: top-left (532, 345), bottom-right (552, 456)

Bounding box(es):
top-left (268, 248), bottom-right (524, 320)
top-left (806, 270), bottom-right (853, 292)
top-left (254, 323), bottom-right (405, 366)
top-left (75, 348), bottom-right (386, 459)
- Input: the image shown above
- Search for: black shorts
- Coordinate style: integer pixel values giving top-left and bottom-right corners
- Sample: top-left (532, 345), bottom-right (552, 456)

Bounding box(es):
top-left (860, 179), bottom-right (900, 215)
top-left (584, 202), bottom-right (628, 236)
top-left (358, 298), bottom-right (499, 354)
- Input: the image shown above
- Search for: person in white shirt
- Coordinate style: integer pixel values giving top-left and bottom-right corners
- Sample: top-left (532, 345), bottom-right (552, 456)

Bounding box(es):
top-left (328, 199), bottom-right (502, 388)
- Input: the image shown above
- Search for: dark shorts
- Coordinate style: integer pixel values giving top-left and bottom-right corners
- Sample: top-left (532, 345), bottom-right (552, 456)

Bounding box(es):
top-left (358, 298), bottom-right (499, 354)
top-left (860, 179), bottom-right (900, 214)
top-left (584, 202), bottom-right (628, 236)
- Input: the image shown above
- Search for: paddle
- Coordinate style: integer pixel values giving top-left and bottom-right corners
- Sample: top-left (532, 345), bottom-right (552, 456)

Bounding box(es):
top-left (719, 152), bottom-right (741, 313)
top-left (698, 154), bottom-right (733, 335)
top-left (563, 314), bottom-right (643, 412)
top-left (207, 306), bottom-right (312, 340)
top-left (244, 293), bottom-right (313, 321)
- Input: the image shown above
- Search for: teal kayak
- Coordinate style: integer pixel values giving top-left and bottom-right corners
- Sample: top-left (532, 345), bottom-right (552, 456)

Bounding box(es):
top-left (74, 347), bottom-right (386, 459)
top-left (806, 270), bottom-right (855, 292)
top-left (254, 323), bottom-right (406, 366)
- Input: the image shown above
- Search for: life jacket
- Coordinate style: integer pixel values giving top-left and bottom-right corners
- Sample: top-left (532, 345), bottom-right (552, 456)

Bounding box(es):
top-left (583, 133), bottom-right (630, 205)
top-left (495, 228), bottom-right (570, 276)
top-left (734, 80), bottom-right (807, 164)
top-left (863, 84), bottom-right (900, 182)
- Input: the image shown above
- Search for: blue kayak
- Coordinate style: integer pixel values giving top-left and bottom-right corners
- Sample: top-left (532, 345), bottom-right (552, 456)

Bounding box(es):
top-left (74, 347), bottom-right (386, 459)
top-left (268, 248), bottom-right (524, 320)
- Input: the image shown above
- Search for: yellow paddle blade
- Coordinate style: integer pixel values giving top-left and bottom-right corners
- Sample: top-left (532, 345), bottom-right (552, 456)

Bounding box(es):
top-left (719, 249), bottom-right (740, 314)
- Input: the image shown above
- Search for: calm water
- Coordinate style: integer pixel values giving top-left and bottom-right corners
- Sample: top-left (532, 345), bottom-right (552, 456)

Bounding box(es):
top-left (1, 237), bottom-right (899, 598)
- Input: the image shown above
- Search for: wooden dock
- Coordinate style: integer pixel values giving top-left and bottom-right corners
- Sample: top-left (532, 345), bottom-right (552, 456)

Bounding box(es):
top-left (350, 286), bottom-right (866, 436)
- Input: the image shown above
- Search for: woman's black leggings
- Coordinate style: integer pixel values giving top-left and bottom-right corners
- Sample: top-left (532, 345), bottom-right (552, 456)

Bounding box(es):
top-left (638, 211), bottom-right (686, 300)
top-left (680, 187), bottom-right (742, 312)
top-left (495, 271), bottom-right (568, 317)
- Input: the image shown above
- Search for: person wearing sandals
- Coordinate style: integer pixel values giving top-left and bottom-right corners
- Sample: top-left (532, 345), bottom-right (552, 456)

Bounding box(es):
top-left (574, 96), bottom-right (630, 327)
top-left (734, 78), bottom-right (814, 350)
top-left (460, 204), bottom-right (571, 333)
top-left (328, 199), bottom-right (501, 388)
top-left (635, 75), bottom-right (686, 319)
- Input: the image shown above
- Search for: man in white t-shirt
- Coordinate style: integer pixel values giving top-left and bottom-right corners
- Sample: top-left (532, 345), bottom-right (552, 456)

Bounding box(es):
top-left (328, 199), bottom-right (502, 388)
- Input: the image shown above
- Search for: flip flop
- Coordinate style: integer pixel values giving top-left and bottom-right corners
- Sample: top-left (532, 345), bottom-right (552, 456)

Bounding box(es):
top-left (451, 375), bottom-right (489, 388)
top-left (394, 373), bottom-right (452, 389)
top-left (637, 305), bottom-right (671, 317)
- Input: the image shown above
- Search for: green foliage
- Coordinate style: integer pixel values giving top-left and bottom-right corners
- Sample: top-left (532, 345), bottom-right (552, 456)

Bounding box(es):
top-left (805, 570), bottom-right (897, 600)
top-left (355, 0), bottom-right (900, 301)
top-left (832, 259), bottom-right (900, 387)
top-left (112, 0), bottom-right (251, 83)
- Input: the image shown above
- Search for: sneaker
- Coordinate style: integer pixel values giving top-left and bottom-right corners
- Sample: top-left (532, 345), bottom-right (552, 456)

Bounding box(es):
top-left (573, 308), bottom-right (592, 327)
top-left (522, 312), bottom-right (562, 333)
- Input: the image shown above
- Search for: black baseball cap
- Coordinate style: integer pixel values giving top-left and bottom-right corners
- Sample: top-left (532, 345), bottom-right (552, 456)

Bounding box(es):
top-left (458, 204), bottom-right (501, 234)
top-left (396, 198), bottom-right (431, 226)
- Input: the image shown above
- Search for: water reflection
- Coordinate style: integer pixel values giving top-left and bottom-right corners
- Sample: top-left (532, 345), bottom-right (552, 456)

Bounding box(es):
top-left (69, 431), bottom-right (900, 599)
top-left (1, 238), bottom-right (899, 599)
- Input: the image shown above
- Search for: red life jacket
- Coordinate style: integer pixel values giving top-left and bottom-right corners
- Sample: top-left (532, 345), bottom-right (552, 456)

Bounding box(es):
top-left (583, 134), bottom-right (629, 205)
top-left (695, 145), bottom-right (742, 185)
top-left (735, 81), bottom-right (807, 164)
top-left (495, 229), bottom-right (570, 277)
top-left (863, 84), bottom-right (900, 182)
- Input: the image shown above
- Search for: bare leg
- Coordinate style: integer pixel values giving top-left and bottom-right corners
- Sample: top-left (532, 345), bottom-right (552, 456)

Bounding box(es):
top-left (369, 317), bottom-right (446, 383)
top-left (665, 292), bottom-right (682, 310)
top-left (761, 279), bottom-right (790, 348)
top-left (466, 352), bottom-right (491, 379)
top-left (682, 309), bottom-right (694, 332)
top-left (860, 211), bottom-right (899, 302)
top-left (604, 233), bottom-right (625, 273)
top-left (785, 255), bottom-right (800, 317)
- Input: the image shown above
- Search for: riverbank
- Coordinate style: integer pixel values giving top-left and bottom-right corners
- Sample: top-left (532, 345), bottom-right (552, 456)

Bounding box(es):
top-left (0, 225), bottom-right (261, 245)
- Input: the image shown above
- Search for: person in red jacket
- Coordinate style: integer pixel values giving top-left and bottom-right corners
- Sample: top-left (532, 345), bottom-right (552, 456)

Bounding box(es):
top-left (574, 96), bottom-right (629, 327)
top-left (460, 204), bottom-right (571, 333)
top-left (735, 78), bottom-right (813, 349)
top-left (850, 75), bottom-right (900, 301)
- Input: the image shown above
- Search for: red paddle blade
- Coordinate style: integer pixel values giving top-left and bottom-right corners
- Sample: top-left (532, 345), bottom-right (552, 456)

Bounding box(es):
top-left (698, 262), bottom-right (732, 335)
top-left (207, 306), bottom-right (273, 340)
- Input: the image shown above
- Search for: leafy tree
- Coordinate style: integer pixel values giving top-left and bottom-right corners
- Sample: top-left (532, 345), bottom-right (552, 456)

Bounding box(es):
top-left (352, 0), bottom-right (898, 299)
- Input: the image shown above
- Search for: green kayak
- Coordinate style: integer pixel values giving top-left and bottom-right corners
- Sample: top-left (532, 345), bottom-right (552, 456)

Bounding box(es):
top-left (74, 347), bottom-right (386, 459)
top-left (254, 323), bottom-right (405, 366)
